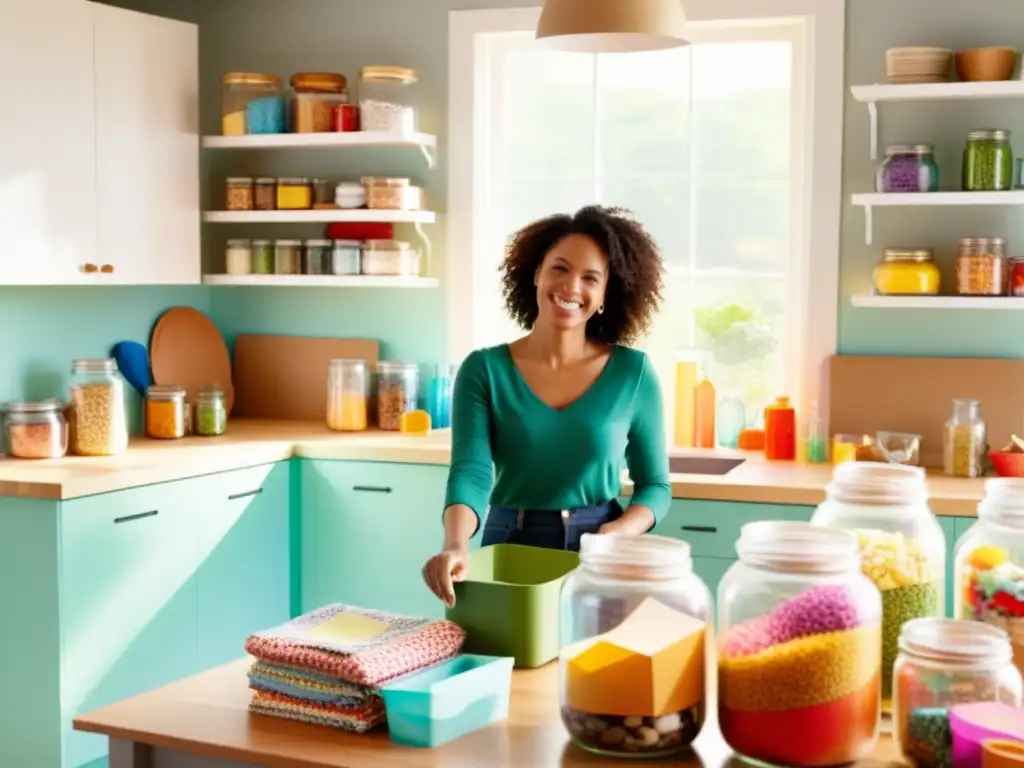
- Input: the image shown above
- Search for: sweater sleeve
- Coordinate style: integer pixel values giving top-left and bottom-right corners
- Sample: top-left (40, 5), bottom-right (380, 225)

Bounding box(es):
top-left (625, 354), bottom-right (672, 525)
top-left (443, 350), bottom-right (494, 533)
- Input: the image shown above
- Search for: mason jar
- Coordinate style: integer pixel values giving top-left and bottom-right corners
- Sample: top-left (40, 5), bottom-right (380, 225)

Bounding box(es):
top-left (194, 386), bottom-right (227, 437)
top-left (144, 385), bottom-right (187, 440)
top-left (68, 358), bottom-right (128, 456)
top-left (560, 534), bottom-right (711, 758)
top-left (376, 361), bottom-right (419, 431)
top-left (876, 144), bottom-right (939, 193)
top-left (718, 521), bottom-right (882, 767)
top-left (3, 399), bottom-right (68, 459)
top-left (963, 128), bottom-right (1014, 192)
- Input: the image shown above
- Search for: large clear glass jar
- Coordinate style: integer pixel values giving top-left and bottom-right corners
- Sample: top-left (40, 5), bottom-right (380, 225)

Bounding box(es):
top-left (560, 534), bottom-right (710, 758)
top-left (718, 522), bottom-right (882, 767)
top-left (220, 72), bottom-right (285, 136)
top-left (944, 398), bottom-right (987, 478)
top-left (69, 358), bottom-right (128, 456)
top-left (194, 386), bottom-right (227, 437)
top-left (876, 144), bottom-right (940, 193)
top-left (376, 361), bottom-right (419, 431)
top-left (894, 618), bottom-right (1023, 768)
top-left (144, 385), bottom-right (187, 440)
top-left (4, 399), bottom-right (68, 459)
top-left (810, 461), bottom-right (945, 710)
top-left (358, 66), bottom-right (419, 133)
top-left (963, 129), bottom-right (1014, 192)
top-left (955, 479), bottom-right (1024, 676)
top-left (362, 240), bottom-right (420, 276)
top-left (956, 237), bottom-right (1008, 296)
top-left (327, 358), bottom-right (368, 432)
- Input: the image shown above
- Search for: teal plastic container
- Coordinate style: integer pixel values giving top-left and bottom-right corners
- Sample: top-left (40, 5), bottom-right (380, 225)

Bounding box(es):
top-left (446, 543), bottom-right (579, 667)
top-left (380, 654), bottom-right (514, 748)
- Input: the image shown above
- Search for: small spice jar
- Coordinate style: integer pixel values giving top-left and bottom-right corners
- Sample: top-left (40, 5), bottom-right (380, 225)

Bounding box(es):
top-left (276, 177), bottom-right (312, 210)
top-left (254, 178), bottom-right (276, 211)
top-left (144, 385), bottom-right (187, 440)
top-left (4, 399), bottom-right (68, 459)
top-left (963, 129), bottom-right (1014, 192)
top-left (956, 237), bottom-right (1007, 296)
top-left (331, 239), bottom-right (362, 275)
top-left (274, 239), bottom-right (302, 275)
top-left (893, 619), bottom-right (1023, 768)
top-left (877, 144), bottom-right (939, 193)
top-left (376, 361), bottom-right (419, 431)
top-left (560, 534), bottom-right (711, 757)
top-left (225, 238), bottom-right (251, 276)
top-left (311, 179), bottom-right (334, 207)
top-left (873, 247), bottom-right (941, 295)
top-left (944, 397), bottom-right (986, 479)
top-left (1009, 258), bottom-right (1024, 297)
top-left (303, 239), bottom-right (333, 275)
top-left (226, 177), bottom-right (254, 211)
top-left (193, 386), bottom-right (227, 437)
top-left (251, 239), bottom-right (273, 274)
top-left (69, 358), bottom-right (128, 456)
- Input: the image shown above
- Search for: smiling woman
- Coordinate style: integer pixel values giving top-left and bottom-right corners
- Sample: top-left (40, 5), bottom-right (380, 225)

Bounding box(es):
top-left (421, 206), bottom-right (672, 607)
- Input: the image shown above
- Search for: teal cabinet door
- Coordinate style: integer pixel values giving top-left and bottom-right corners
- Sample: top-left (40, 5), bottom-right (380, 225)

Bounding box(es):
top-left (195, 462), bottom-right (292, 670)
top-left (655, 500), bottom-right (815, 559)
top-left (300, 460), bottom-right (451, 620)
top-left (60, 480), bottom-right (199, 768)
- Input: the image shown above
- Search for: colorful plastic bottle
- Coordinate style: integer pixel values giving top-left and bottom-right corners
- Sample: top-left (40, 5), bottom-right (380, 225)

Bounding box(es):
top-left (764, 396), bottom-right (796, 461)
top-left (673, 359), bottom-right (698, 447)
top-left (693, 373), bottom-right (716, 448)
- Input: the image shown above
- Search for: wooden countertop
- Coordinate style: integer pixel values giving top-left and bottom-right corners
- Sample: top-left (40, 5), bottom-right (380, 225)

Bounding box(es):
top-left (74, 659), bottom-right (904, 768)
top-left (0, 418), bottom-right (989, 514)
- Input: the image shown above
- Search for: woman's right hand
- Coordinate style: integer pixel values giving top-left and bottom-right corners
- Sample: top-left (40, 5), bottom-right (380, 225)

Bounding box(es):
top-left (422, 547), bottom-right (470, 608)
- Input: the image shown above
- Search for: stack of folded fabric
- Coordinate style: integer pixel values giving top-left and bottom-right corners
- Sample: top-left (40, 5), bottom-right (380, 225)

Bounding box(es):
top-left (244, 603), bottom-right (466, 733)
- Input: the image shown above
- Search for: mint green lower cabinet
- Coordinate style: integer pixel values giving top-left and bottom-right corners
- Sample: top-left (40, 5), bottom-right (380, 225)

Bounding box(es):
top-left (654, 499), bottom-right (815, 559)
top-left (300, 459), bottom-right (452, 620)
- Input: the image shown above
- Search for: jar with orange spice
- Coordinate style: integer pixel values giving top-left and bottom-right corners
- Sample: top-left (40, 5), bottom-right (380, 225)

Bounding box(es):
top-left (145, 385), bottom-right (187, 439)
top-left (956, 237), bottom-right (1008, 296)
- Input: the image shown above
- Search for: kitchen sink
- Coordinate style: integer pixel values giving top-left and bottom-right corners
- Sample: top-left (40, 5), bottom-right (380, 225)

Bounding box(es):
top-left (668, 455), bottom-right (746, 476)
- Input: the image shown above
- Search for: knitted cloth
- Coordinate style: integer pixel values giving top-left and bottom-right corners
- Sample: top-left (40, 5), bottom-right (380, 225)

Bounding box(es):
top-left (249, 689), bottom-right (385, 734)
top-left (248, 661), bottom-right (379, 708)
top-left (245, 603), bottom-right (465, 686)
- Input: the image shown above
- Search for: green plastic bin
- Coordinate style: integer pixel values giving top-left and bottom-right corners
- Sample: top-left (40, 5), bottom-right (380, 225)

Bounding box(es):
top-left (446, 543), bottom-right (579, 668)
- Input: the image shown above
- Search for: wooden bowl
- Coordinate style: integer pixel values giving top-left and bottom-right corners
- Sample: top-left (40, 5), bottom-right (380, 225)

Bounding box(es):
top-left (956, 46), bottom-right (1018, 82)
top-left (990, 450), bottom-right (1024, 477)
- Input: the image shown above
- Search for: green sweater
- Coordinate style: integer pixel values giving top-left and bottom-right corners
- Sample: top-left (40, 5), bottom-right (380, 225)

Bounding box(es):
top-left (444, 344), bottom-right (671, 529)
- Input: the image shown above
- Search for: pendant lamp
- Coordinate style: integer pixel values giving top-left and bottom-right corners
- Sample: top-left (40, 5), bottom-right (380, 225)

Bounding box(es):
top-left (536, 0), bottom-right (688, 53)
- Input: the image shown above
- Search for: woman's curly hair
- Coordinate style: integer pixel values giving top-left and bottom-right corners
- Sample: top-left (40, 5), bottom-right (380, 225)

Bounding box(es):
top-left (499, 205), bottom-right (665, 346)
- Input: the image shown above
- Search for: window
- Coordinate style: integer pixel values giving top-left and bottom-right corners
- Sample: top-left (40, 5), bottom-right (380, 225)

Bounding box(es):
top-left (448, 2), bottom-right (844, 434)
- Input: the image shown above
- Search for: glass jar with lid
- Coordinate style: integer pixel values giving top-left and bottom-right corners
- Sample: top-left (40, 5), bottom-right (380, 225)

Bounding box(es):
top-left (376, 361), bottom-right (419, 430)
top-left (69, 358), bottom-right (128, 456)
top-left (226, 238), bottom-right (251, 276)
top-left (944, 397), bottom-right (987, 478)
top-left (274, 239), bottom-right (302, 275)
top-left (872, 247), bottom-right (941, 295)
top-left (251, 239), bottom-right (273, 275)
top-left (358, 66), bottom-right (419, 133)
top-left (3, 399), bottom-right (68, 459)
top-left (810, 462), bottom-right (945, 710)
top-left (718, 522), bottom-right (882, 767)
top-left (290, 72), bottom-right (348, 133)
top-left (254, 178), bottom-right (276, 211)
top-left (194, 385), bottom-right (227, 437)
top-left (362, 240), bottom-right (420, 276)
top-left (362, 177), bottom-right (423, 210)
top-left (327, 359), bottom-right (368, 432)
top-left (276, 178), bottom-right (312, 210)
top-left (956, 237), bottom-right (1007, 296)
top-left (220, 72), bottom-right (285, 136)
top-left (963, 129), bottom-right (1014, 192)
top-left (303, 239), bottom-right (333, 275)
top-left (876, 144), bottom-right (939, 193)
top-left (560, 534), bottom-right (710, 758)
top-left (331, 240), bottom-right (362, 275)
top-left (144, 385), bottom-right (187, 440)
top-left (894, 618), bottom-right (1023, 768)
top-left (225, 177), bottom-right (254, 211)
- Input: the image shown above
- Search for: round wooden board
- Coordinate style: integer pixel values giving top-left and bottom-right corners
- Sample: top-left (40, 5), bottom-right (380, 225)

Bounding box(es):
top-left (149, 307), bottom-right (235, 413)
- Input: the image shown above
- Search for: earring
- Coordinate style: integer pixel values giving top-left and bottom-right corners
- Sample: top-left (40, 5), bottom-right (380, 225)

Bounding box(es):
top-left (597, 304), bottom-right (605, 315)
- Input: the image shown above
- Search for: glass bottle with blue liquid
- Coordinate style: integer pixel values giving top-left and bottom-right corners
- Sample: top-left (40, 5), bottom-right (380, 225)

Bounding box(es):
top-left (427, 363), bottom-right (457, 429)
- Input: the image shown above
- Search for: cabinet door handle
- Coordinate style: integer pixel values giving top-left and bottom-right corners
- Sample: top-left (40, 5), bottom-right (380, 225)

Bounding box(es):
top-left (353, 485), bottom-right (392, 493)
top-left (100, 263), bottom-right (115, 273)
top-left (114, 510), bottom-right (158, 524)
top-left (81, 262), bottom-right (98, 273)
top-left (228, 488), bottom-right (263, 501)
top-left (680, 525), bottom-right (717, 533)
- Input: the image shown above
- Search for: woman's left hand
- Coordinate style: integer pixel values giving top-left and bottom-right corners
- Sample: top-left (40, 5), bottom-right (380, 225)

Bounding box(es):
top-left (599, 505), bottom-right (656, 535)
top-left (598, 520), bottom-right (626, 534)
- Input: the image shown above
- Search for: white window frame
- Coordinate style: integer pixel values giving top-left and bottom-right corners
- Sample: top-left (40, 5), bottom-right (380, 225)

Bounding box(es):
top-left (447, 0), bottom-right (845, 423)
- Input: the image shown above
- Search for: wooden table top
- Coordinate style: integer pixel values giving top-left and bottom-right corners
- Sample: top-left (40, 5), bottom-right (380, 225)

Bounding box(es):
top-left (74, 658), bottom-right (905, 768)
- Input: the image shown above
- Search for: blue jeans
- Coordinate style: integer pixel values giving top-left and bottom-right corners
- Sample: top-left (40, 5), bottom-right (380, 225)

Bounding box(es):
top-left (480, 500), bottom-right (624, 552)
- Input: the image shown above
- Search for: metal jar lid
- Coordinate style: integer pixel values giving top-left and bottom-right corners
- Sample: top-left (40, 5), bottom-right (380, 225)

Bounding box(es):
top-left (967, 129), bottom-right (1011, 141)
top-left (883, 247), bottom-right (934, 263)
top-left (6, 398), bottom-right (63, 414)
top-left (959, 237), bottom-right (1007, 248)
top-left (885, 143), bottom-right (934, 156)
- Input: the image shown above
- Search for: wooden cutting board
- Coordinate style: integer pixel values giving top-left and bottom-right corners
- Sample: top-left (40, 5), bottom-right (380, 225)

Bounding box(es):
top-left (150, 307), bottom-right (235, 412)
top-left (232, 334), bottom-right (379, 421)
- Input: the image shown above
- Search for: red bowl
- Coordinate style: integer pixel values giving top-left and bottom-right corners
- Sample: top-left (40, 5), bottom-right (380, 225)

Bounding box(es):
top-left (989, 451), bottom-right (1024, 477)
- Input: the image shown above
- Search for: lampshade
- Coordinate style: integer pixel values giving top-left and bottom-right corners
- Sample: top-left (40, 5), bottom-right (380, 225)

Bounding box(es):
top-left (535, 0), bottom-right (688, 53)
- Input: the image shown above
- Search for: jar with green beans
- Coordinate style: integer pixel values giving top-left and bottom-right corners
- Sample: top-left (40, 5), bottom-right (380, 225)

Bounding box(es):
top-left (963, 129), bottom-right (1014, 192)
top-left (194, 386), bottom-right (227, 437)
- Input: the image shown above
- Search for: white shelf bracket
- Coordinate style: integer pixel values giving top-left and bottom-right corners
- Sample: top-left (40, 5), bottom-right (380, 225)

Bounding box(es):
top-left (864, 205), bottom-right (874, 246)
top-left (868, 101), bottom-right (879, 161)
top-left (414, 221), bottom-right (433, 275)
top-left (419, 143), bottom-right (437, 170)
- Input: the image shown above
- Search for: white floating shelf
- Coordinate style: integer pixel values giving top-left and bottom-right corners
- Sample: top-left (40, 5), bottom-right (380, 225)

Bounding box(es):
top-left (852, 294), bottom-right (1024, 310)
top-left (850, 192), bottom-right (1024, 245)
top-left (203, 274), bottom-right (439, 288)
top-left (201, 131), bottom-right (438, 167)
top-left (202, 210), bottom-right (436, 224)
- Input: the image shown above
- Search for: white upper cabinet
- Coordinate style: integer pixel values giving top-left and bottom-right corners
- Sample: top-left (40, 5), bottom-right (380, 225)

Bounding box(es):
top-left (93, 2), bottom-right (200, 285)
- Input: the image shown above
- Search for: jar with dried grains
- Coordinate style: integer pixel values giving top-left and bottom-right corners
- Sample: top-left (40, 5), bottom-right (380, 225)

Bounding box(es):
top-left (221, 72), bottom-right (285, 136)
top-left (3, 399), bottom-right (67, 459)
top-left (251, 239), bottom-right (273, 275)
top-left (226, 239), bottom-right (251, 276)
top-left (145, 385), bottom-right (187, 439)
top-left (376, 361), bottom-right (419, 431)
top-left (811, 462), bottom-right (946, 711)
top-left (254, 178), bottom-right (276, 211)
top-left (358, 66), bottom-right (419, 133)
top-left (274, 239), bottom-right (302, 275)
top-left (327, 358), bottom-right (368, 432)
top-left (290, 72), bottom-right (348, 133)
top-left (194, 386), bottom-right (227, 437)
top-left (956, 237), bottom-right (1007, 296)
top-left (363, 177), bottom-right (423, 210)
top-left (331, 240), bottom-right (362, 275)
top-left (877, 144), bottom-right (939, 193)
top-left (894, 619), bottom-right (1022, 768)
top-left (560, 534), bottom-right (710, 757)
top-left (362, 240), bottom-right (420, 276)
top-left (69, 358), bottom-right (128, 456)
top-left (963, 129), bottom-right (1014, 192)
top-left (944, 398), bottom-right (986, 478)
top-left (718, 522), bottom-right (882, 766)
top-left (225, 177), bottom-right (254, 211)
top-left (873, 247), bottom-right (941, 295)
top-left (303, 239), bottom-right (333, 275)
top-left (276, 177), bottom-right (312, 210)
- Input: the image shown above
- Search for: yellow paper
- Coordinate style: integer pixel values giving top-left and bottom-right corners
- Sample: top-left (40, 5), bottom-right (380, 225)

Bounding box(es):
top-left (310, 612), bottom-right (390, 643)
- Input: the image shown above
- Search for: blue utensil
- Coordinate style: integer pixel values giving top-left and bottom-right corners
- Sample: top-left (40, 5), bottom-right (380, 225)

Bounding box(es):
top-left (111, 341), bottom-right (152, 396)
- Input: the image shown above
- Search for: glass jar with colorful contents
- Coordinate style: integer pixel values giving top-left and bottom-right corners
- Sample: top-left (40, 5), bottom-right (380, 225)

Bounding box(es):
top-left (877, 144), bottom-right (940, 193)
top-left (872, 248), bottom-right (941, 296)
top-left (193, 386), bottom-right (227, 437)
top-left (560, 534), bottom-right (711, 758)
top-left (963, 129), bottom-right (1014, 192)
top-left (717, 522), bottom-right (881, 767)
top-left (811, 461), bottom-right (946, 711)
top-left (220, 72), bottom-right (285, 136)
top-left (894, 619), bottom-right (1023, 768)
top-left (955, 479), bottom-right (1024, 677)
